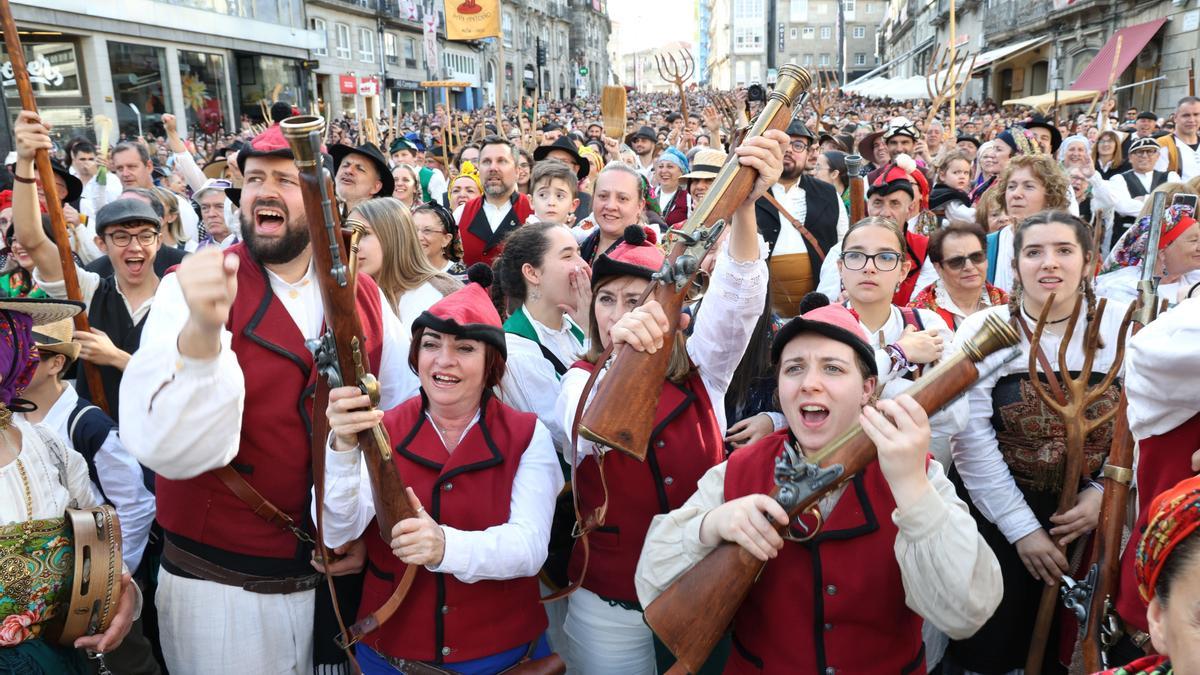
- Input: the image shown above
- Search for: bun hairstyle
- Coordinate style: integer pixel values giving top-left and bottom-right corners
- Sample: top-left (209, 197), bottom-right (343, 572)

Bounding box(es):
top-left (490, 221), bottom-right (562, 314)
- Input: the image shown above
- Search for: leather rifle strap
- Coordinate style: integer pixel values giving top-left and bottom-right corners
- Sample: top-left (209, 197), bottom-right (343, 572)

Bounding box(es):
top-left (339, 562), bottom-right (419, 648)
top-left (213, 466), bottom-right (313, 544)
top-left (763, 191), bottom-right (827, 260)
top-left (310, 379), bottom-right (362, 674)
top-left (541, 343), bottom-right (616, 603)
top-left (1017, 315), bottom-right (1068, 406)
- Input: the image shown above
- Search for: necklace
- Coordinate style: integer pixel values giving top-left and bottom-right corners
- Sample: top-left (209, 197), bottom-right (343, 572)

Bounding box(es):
top-left (1021, 302), bottom-right (1071, 326)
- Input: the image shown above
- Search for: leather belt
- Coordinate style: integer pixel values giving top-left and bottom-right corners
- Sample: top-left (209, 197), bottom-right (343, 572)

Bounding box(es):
top-left (163, 540), bottom-right (321, 595)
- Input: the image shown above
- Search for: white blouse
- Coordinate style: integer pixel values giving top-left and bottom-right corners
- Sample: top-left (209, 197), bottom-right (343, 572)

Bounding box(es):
top-left (499, 307), bottom-right (588, 453)
top-left (0, 417), bottom-right (99, 525)
top-left (396, 281), bottom-right (448, 335)
top-left (950, 301), bottom-right (1132, 544)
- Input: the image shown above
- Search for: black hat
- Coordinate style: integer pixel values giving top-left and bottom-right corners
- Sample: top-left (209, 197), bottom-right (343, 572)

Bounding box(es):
top-left (95, 198), bottom-right (160, 234)
top-left (786, 119), bottom-right (814, 140)
top-left (533, 136), bottom-right (590, 180)
top-left (1022, 113), bottom-right (1062, 153)
top-left (624, 125), bottom-right (657, 146)
top-left (49, 160), bottom-right (82, 204)
top-left (1128, 136), bottom-right (1161, 154)
top-left (1136, 110), bottom-right (1158, 122)
top-left (270, 102), bottom-right (294, 124)
top-left (542, 122), bottom-right (563, 133)
top-left (955, 134), bottom-right (981, 148)
top-left (330, 142), bottom-right (394, 198)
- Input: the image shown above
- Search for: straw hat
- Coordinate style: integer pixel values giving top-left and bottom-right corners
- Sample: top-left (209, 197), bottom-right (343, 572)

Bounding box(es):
top-left (32, 318), bottom-right (81, 362)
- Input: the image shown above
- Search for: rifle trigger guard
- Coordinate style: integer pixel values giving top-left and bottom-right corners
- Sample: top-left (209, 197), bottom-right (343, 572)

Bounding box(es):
top-left (782, 504), bottom-right (823, 543)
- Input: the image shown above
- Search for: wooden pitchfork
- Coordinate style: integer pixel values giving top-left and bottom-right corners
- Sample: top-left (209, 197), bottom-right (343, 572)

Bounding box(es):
top-left (924, 45), bottom-right (976, 129)
top-left (655, 49), bottom-right (695, 122)
top-left (811, 67), bottom-right (839, 126)
top-left (1023, 293), bottom-right (1135, 675)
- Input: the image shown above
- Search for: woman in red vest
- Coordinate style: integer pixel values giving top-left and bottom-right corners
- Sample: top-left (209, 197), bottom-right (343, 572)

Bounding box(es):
top-left (949, 211), bottom-right (1133, 673)
top-left (323, 265), bottom-right (564, 674)
top-left (636, 293), bottom-right (1002, 674)
top-left (556, 131), bottom-right (785, 674)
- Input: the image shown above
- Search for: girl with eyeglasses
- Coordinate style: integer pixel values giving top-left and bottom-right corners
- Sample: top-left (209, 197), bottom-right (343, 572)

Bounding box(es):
top-left (909, 224), bottom-right (1009, 330)
top-left (836, 216), bottom-right (966, 470)
top-left (948, 211), bottom-right (1133, 674)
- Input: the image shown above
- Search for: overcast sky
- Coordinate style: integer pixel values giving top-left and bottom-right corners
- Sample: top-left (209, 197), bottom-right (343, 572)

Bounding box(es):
top-left (607, 0), bottom-right (697, 56)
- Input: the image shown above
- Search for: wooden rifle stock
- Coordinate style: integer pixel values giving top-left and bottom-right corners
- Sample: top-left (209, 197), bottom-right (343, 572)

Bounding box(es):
top-left (578, 65), bottom-right (813, 461)
top-left (280, 115), bottom-right (416, 540)
top-left (645, 315), bottom-right (1019, 673)
top-left (0, 0), bottom-right (109, 414)
top-left (846, 154), bottom-right (865, 223)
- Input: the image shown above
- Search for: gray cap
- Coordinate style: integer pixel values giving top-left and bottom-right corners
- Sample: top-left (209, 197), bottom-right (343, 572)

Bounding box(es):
top-left (786, 119), bottom-right (814, 140)
top-left (95, 198), bottom-right (160, 234)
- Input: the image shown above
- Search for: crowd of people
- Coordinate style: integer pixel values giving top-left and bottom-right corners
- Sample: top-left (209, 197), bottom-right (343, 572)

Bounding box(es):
top-left (1, 78), bottom-right (1199, 675)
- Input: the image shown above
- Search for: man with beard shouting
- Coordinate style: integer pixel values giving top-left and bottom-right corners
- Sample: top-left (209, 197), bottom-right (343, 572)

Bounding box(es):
top-left (755, 120), bottom-right (847, 316)
top-left (119, 125), bottom-right (421, 674)
top-left (454, 135), bottom-right (532, 266)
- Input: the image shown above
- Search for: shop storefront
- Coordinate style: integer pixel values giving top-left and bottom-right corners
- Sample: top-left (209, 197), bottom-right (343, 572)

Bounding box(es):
top-left (178, 50), bottom-right (232, 136)
top-left (394, 79), bottom-right (424, 114)
top-left (234, 53), bottom-right (309, 123)
top-left (108, 41), bottom-right (173, 138)
top-left (1, 36), bottom-right (92, 150)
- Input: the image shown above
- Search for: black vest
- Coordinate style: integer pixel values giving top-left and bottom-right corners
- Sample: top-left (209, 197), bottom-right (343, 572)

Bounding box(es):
top-left (755, 175), bottom-right (841, 279)
top-left (75, 278), bottom-right (149, 424)
top-left (1115, 170), bottom-right (1169, 229)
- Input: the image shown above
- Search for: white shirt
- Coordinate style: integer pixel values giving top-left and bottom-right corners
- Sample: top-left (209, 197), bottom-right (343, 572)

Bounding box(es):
top-left (657, 188), bottom-right (678, 213)
top-left (119, 261), bottom-right (420, 480)
top-left (18, 387), bottom-right (156, 571)
top-left (34, 265), bottom-right (155, 324)
top-left (770, 181), bottom-right (851, 256)
top-left (950, 301), bottom-right (1132, 544)
top-left (1156, 135), bottom-right (1200, 181)
top-left (1095, 266), bottom-right (1200, 305)
top-left (0, 417), bottom-right (99, 523)
top-left (453, 196), bottom-right (514, 233)
top-left (499, 306), bottom-right (588, 453)
top-left (1124, 296), bottom-right (1200, 439)
top-left (990, 225), bottom-right (1016, 295)
top-left (396, 281), bottom-right (447, 335)
top-left (557, 246), bottom-right (768, 460)
top-left (320, 415), bottom-right (563, 584)
top-left (1105, 170), bottom-right (1182, 217)
top-left (79, 173), bottom-right (124, 222)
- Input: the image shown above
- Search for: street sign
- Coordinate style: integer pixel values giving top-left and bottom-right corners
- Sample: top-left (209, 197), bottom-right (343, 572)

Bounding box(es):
top-left (579, 66), bottom-right (589, 76)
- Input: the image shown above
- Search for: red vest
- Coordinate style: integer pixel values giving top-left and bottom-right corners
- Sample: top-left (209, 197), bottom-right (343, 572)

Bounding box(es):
top-left (723, 431), bottom-right (927, 675)
top-left (895, 230), bottom-right (930, 306)
top-left (156, 244), bottom-right (385, 561)
top-left (567, 364), bottom-right (724, 603)
top-left (458, 193), bottom-right (533, 267)
top-left (359, 393), bottom-right (546, 664)
top-left (1115, 411), bottom-right (1200, 632)
top-left (662, 189), bottom-right (688, 227)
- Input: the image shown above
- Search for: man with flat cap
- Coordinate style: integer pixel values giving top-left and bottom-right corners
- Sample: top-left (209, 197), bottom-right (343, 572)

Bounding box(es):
top-left (1122, 110), bottom-right (1162, 157)
top-left (331, 140), bottom-right (394, 211)
top-left (756, 119), bottom-right (847, 316)
top-left (625, 125), bottom-right (659, 179)
top-left (1107, 136), bottom-right (1181, 245)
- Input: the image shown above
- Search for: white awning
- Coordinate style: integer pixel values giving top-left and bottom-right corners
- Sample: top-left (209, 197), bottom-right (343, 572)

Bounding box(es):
top-left (972, 36), bottom-right (1052, 73)
top-left (841, 75), bottom-right (929, 101)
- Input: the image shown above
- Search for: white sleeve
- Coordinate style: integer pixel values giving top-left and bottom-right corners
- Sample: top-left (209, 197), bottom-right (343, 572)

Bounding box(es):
top-left (817, 241), bottom-right (843, 302)
top-left (176, 194), bottom-right (199, 243)
top-left (320, 440), bottom-right (376, 549)
top-left (1067, 184), bottom-right (1081, 217)
top-left (1105, 176), bottom-right (1144, 217)
top-left (1125, 297), bottom-right (1200, 439)
top-left (32, 265), bottom-right (100, 308)
top-left (60, 437), bottom-right (103, 510)
top-left (945, 200), bottom-right (975, 225)
top-left (687, 246), bottom-right (768, 405)
top-left (428, 422), bottom-right (564, 582)
top-left (378, 292), bottom-right (421, 409)
top-left (172, 151), bottom-right (207, 192)
top-left (835, 195), bottom-right (850, 242)
top-left (96, 430), bottom-right (157, 571)
top-left (914, 257), bottom-right (940, 299)
top-left (949, 334), bottom-right (1039, 544)
top-left (500, 342), bottom-right (571, 453)
top-left (1155, 147), bottom-right (1169, 173)
top-left (72, 218), bottom-right (105, 265)
top-left (556, 366), bottom-right (602, 462)
top-left (119, 273), bottom-right (245, 479)
top-left (882, 311), bottom-right (968, 441)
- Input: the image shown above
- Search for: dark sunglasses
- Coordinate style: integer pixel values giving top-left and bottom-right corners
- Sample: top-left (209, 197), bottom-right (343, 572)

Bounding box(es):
top-left (942, 251), bottom-right (986, 271)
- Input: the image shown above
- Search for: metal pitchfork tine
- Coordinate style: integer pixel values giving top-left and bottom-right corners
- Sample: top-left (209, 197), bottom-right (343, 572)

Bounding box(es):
top-left (1023, 292), bottom-right (1135, 675)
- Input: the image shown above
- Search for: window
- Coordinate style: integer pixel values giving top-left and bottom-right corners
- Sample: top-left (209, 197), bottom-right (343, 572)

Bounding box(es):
top-left (384, 33), bottom-right (398, 65)
top-left (803, 53), bottom-right (813, 65)
top-left (790, 0), bottom-right (809, 21)
top-left (852, 26), bottom-right (866, 38)
top-left (404, 37), bottom-right (417, 68)
top-left (503, 12), bottom-right (514, 47)
top-left (734, 26), bottom-right (764, 53)
top-left (335, 23), bottom-right (351, 60)
top-left (359, 27), bottom-right (374, 63)
top-left (819, 53), bottom-right (830, 66)
top-left (310, 18), bottom-right (328, 56)
top-left (790, 27), bottom-right (798, 39)
top-left (854, 52), bottom-right (866, 66)
top-left (820, 26), bottom-right (831, 39)
top-left (803, 27), bottom-right (815, 39)
top-left (735, 60), bottom-right (747, 86)
top-left (843, 0), bottom-right (856, 20)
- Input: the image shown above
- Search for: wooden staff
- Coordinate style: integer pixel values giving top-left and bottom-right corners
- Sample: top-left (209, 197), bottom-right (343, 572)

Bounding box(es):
top-left (1190, 57), bottom-right (1196, 98)
top-left (0, 0), bottom-right (110, 414)
top-left (1086, 35), bottom-right (1123, 131)
top-left (1023, 294), bottom-right (1134, 675)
